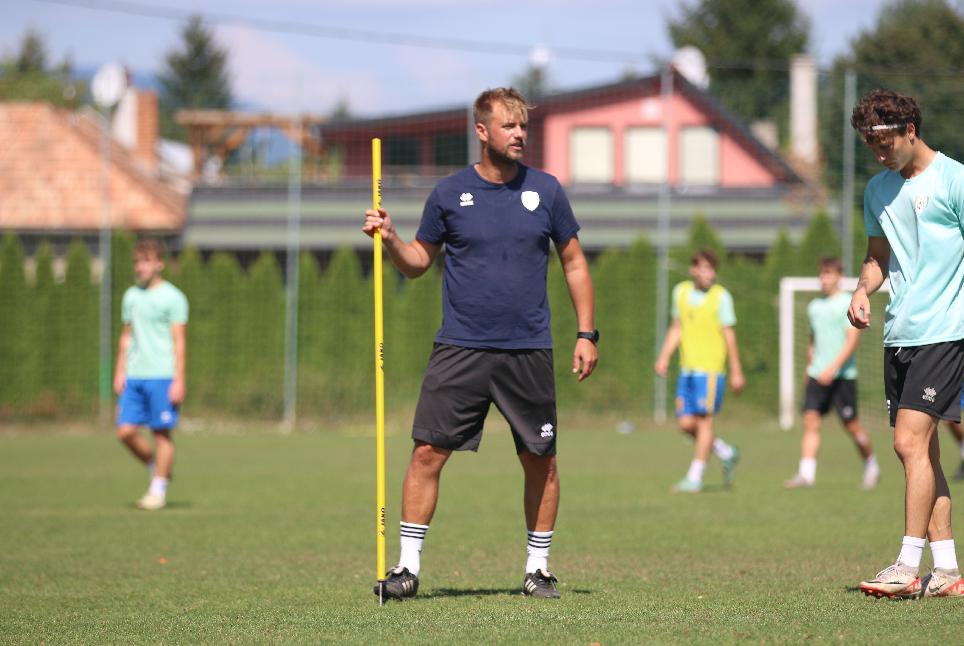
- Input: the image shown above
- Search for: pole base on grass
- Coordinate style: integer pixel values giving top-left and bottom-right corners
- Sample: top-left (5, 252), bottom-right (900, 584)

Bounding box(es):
top-left (376, 579), bottom-right (386, 605)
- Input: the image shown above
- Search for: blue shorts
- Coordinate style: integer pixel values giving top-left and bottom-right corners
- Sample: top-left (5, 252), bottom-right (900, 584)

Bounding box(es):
top-left (117, 379), bottom-right (178, 430)
top-left (675, 372), bottom-right (726, 417)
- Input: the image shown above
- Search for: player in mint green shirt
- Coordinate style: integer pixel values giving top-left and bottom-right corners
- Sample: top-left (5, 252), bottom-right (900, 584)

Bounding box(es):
top-left (113, 239), bottom-right (188, 511)
top-left (850, 89), bottom-right (963, 598)
top-left (784, 257), bottom-right (878, 490)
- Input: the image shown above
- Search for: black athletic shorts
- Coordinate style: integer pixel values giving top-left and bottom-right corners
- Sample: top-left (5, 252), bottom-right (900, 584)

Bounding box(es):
top-left (883, 340), bottom-right (964, 427)
top-left (802, 377), bottom-right (858, 422)
top-left (412, 343), bottom-right (557, 455)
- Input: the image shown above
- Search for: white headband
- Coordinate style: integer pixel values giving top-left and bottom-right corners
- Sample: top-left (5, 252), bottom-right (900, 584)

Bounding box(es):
top-left (864, 124), bottom-right (903, 131)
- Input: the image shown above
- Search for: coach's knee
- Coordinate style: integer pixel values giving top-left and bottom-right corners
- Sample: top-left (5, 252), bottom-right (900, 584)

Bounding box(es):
top-left (409, 442), bottom-right (450, 475)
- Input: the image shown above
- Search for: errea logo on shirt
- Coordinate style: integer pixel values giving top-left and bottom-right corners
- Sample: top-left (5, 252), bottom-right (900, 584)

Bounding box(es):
top-left (459, 193), bottom-right (474, 207)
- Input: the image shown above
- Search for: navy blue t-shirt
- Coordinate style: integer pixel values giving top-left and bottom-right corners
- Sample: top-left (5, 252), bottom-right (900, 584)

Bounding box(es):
top-left (416, 164), bottom-right (580, 350)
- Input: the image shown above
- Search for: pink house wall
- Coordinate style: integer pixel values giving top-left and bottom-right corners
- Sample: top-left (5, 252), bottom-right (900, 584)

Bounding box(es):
top-left (542, 93), bottom-right (777, 188)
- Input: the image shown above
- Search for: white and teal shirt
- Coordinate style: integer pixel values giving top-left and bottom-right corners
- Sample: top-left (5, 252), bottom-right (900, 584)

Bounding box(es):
top-left (807, 291), bottom-right (857, 380)
top-left (863, 152), bottom-right (964, 347)
top-left (121, 280), bottom-right (189, 378)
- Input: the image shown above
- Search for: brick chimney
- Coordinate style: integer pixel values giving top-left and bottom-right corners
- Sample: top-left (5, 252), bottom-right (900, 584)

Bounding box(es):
top-left (112, 88), bottom-right (159, 173)
top-left (135, 90), bottom-right (159, 172)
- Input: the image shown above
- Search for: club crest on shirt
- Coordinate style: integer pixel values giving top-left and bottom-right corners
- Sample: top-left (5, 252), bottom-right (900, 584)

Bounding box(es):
top-left (521, 191), bottom-right (540, 212)
top-left (914, 195), bottom-right (929, 214)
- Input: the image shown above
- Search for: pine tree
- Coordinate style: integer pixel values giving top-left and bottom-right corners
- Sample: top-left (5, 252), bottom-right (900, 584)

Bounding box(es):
top-left (157, 15), bottom-right (233, 140)
top-left (667, 0), bottom-right (810, 132)
top-left (61, 239), bottom-right (97, 413)
top-left (0, 235), bottom-right (29, 413)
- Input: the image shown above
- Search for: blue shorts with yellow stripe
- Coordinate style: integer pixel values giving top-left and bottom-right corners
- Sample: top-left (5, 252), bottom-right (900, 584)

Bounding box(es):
top-left (675, 371), bottom-right (725, 416)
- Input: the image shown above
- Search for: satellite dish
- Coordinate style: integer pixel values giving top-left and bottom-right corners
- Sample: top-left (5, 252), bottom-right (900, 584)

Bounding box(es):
top-left (672, 46), bottom-right (708, 90)
top-left (529, 45), bottom-right (551, 69)
top-left (92, 62), bottom-right (127, 108)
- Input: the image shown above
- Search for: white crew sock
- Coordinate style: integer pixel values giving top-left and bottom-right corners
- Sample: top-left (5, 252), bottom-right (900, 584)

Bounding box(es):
top-left (526, 530), bottom-right (553, 574)
top-left (148, 460), bottom-right (156, 478)
top-left (398, 522), bottom-right (429, 576)
top-left (148, 477), bottom-right (168, 497)
top-left (686, 459), bottom-right (706, 484)
top-left (930, 539), bottom-right (959, 571)
top-left (897, 536), bottom-right (926, 569)
top-left (713, 438), bottom-right (735, 461)
top-left (799, 458), bottom-right (817, 483)
top-left (864, 455), bottom-right (878, 473)
top-left (960, 441), bottom-right (964, 461)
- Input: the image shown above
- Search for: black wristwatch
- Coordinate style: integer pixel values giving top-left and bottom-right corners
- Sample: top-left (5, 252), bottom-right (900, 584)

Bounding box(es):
top-left (576, 329), bottom-right (599, 345)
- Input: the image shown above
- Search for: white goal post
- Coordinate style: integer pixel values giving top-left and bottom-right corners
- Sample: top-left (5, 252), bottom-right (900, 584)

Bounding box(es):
top-left (779, 277), bottom-right (890, 430)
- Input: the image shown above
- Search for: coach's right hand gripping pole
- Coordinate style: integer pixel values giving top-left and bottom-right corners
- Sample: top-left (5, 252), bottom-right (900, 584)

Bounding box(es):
top-left (372, 138), bottom-right (387, 604)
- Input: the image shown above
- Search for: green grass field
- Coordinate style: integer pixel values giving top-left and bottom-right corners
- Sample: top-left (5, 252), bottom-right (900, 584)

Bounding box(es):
top-left (2, 416), bottom-right (963, 644)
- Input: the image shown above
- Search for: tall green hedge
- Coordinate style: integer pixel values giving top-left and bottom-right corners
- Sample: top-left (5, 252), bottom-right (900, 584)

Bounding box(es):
top-left (0, 217), bottom-right (850, 421)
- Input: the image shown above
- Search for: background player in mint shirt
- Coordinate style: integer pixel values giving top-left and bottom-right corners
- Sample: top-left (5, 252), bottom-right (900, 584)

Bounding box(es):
top-left (784, 257), bottom-right (878, 490)
top-left (114, 239), bottom-right (188, 511)
top-left (849, 89), bottom-right (964, 598)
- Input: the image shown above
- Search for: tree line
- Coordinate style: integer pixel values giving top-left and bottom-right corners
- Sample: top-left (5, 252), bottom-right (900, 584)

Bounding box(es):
top-left (0, 212), bottom-right (862, 422)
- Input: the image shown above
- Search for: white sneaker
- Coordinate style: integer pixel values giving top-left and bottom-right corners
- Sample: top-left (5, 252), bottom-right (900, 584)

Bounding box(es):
top-left (783, 474), bottom-right (813, 489)
top-left (136, 492), bottom-right (166, 510)
top-left (861, 466), bottom-right (880, 490)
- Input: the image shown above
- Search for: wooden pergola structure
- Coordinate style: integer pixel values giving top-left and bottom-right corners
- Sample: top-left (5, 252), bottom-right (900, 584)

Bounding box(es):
top-left (175, 110), bottom-right (328, 178)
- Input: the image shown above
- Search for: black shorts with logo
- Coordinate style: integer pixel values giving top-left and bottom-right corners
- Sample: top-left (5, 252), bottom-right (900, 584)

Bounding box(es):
top-left (412, 343), bottom-right (557, 456)
top-left (802, 377), bottom-right (858, 422)
top-left (884, 340), bottom-right (964, 427)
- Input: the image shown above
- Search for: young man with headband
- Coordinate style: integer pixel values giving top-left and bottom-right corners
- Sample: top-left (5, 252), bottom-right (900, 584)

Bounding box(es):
top-left (363, 87), bottom-right (597, 600)
top-left (850, 89), bottom-right (963, 598)
top-left (784, 256), bottom-right (879, 490)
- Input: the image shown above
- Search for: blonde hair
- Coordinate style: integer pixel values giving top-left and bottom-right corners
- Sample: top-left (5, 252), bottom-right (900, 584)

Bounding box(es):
top-left (473, 87), bottom-right (531, 126)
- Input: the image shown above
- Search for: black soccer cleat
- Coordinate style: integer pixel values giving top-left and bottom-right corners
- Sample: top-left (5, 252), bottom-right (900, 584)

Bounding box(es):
top-left (373, 566), bottom-right (419, 601)
top-left (522, 569), bottom-right (561, 599)
top-left (954, 460), bottom-right (964, 482)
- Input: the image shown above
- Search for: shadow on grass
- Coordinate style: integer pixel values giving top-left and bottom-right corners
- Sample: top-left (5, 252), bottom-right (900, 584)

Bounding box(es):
top-left (420, 587), bottom-right (592, 599)
top-left (124, 501), bottom-right (194, 511)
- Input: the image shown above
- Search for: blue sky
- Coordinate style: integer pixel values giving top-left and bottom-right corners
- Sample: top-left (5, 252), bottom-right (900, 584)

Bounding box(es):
top-left (4, 0), bottom-right (891, 116)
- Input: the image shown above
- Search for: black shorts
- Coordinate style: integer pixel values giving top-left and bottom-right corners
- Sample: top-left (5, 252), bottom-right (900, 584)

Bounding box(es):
top-left (802, 377), bottom-right (858, 422)
top-left (883, 340), bottom-right (964, 427)
top-left (412, 343), bottom-right (557, 455)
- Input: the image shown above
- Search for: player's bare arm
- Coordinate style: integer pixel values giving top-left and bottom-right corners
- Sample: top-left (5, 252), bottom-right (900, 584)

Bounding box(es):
top-left (849, 236), bottom-right (890, 329)
top-left (113, 324), bottom-right (131, 395)
top-left (169, 323), bottom-right (187, 405)
top-left (363, 207), bottom-right (441, 278)
top-left (654, 319), bottom-right (681, 377)
top-left (818, 327), bottom-right (860, 385)
top-left (556, 235), bottom-right (597, 382)
top-left (723, 326), bottom-right (745, 393)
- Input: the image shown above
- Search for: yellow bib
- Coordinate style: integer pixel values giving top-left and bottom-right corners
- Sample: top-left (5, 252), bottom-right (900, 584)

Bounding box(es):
top-left (677, 281), bottom-right (727, 374)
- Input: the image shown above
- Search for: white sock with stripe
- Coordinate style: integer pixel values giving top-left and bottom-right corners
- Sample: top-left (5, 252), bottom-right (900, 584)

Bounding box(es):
top-left (526, 530), bottom-right (553, 573)
top-left (398, 522), bottom-right (429, 576)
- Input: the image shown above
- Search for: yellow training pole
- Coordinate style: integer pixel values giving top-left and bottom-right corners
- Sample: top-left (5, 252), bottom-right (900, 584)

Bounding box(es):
top-left (372, 138), bottom-right (387, 604)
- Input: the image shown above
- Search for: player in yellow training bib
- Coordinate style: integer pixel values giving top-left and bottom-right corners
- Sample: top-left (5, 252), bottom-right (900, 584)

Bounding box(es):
top-left (655, 249), bottom-right (745, 493)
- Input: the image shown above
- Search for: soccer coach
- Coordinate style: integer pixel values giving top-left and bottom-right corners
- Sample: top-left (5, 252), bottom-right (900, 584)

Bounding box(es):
top-left (363, 87), bottom-right (597, 600)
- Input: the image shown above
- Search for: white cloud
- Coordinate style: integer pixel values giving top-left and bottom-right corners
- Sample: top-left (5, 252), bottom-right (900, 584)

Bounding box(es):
top-left (216, 24), bottom-right (380, 114)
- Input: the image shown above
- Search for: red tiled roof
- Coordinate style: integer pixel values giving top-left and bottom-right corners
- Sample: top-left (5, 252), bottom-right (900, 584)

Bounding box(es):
top-left (0, 102), bottom-right (184, 232)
